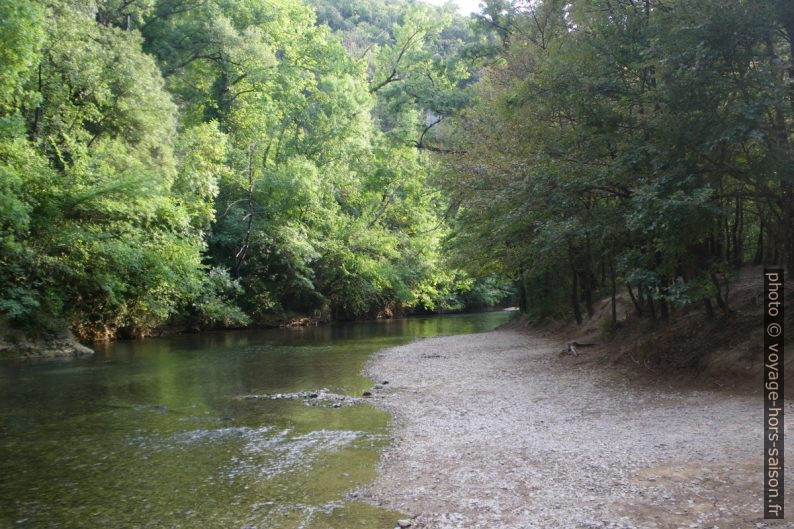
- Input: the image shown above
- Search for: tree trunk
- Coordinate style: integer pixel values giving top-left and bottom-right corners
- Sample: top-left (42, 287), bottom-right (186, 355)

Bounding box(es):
top-left (710, 271), bottom-right (731, 317)
top-left (754, 217), bottom-right (764, 265)
top-left (704, 298), bottom-right (715, 318)
top-left (583, 271), bottom-right (594, 318)
top-left (627, 283), bottom-right (643, 317)
top-left (583, 236), bottom-right (594, 317)
top-left (571, 267), bottom-right (582, 324)
top-left (610, 258), bottom-right (617, 326)
top-left (646, 286), bottom-right (657, 321)
top-left (517, 264), bottom-right (528, 313)
top-left (731, 194), bottom-right (743, 266)
top-left (568, 243), bottom-right (582, 324)
top-left (658, 289), bottom-right (669, 322)
top-left (776, 8), bottom-right (794, 271)
top-left (234, 144), bottom-right (257, 277)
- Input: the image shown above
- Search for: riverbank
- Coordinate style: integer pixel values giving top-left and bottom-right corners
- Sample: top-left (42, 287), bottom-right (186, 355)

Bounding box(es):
top-left (362, 329), bottom-right (791, 529)
top-left (0, 329), bottom-right (94, 359)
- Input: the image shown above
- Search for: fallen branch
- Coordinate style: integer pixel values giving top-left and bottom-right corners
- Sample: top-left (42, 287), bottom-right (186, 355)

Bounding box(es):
top-left (560, 341), bottom-right (598, 357)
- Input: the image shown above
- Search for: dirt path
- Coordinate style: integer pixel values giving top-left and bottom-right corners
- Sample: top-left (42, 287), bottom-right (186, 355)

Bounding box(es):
top-left (362, 329), bottom-right (793, 529)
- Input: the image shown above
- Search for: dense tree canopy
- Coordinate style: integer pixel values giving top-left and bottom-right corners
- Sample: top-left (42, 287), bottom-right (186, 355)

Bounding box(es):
top-left (441, 0), bottom-right (794, 325)
top-left (3, 0), bottom-right (790, 341)
top-left (0, 0), bottom-right (510, 340)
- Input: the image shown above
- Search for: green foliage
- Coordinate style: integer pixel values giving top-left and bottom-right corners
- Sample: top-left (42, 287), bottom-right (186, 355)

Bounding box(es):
top-left (442, 0), bottom-right (794, 323)
top-left (0, 0), bottom-right (504, 339)
top-left (0, 1), bottom-right (204, 338)
top-left (0, 1), bottom-right (44, 121)
top-left (0, 135), bottom-right (204, 337)
top-left (190, 267), bottom-right (250, 328)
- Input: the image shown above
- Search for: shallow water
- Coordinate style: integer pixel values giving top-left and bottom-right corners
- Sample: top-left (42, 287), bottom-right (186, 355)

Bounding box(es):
top-left (0, 312), bottom-right (510, 529)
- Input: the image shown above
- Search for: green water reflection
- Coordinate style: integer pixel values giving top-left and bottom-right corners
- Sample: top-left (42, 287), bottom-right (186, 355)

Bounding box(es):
top-left (0, 312), bottom-right (510, 529)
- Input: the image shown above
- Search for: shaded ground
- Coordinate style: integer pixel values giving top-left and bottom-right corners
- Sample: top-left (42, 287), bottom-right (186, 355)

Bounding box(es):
top-left (362, 329), bottom-right (793, 529)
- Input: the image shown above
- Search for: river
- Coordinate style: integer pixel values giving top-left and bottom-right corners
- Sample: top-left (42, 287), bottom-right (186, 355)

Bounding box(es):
top-left (0, 312), bottom-right (510, 529)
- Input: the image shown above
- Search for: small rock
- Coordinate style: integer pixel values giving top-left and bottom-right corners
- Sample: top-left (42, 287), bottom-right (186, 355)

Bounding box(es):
top-left (332, 403), bottom-right (342, 408)
top-left (382, 380), bottom-right (389, 385)
top-left (397, 520), bottom-right (412, 528)
top-left (308, 393), bottom-right (318, 399)
top-left (374, 384), bottom-right (383, 390)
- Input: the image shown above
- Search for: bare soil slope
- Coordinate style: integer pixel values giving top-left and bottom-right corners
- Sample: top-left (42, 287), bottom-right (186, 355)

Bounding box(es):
top-left (550, 266), bottom-right (794, 379)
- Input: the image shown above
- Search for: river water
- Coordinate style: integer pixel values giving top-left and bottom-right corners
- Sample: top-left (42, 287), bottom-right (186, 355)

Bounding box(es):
top-left (0, 312), bottom-right (510, 529)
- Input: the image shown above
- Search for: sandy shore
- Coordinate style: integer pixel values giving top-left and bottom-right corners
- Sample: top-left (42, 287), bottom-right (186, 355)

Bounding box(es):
top-left (362, 329), bottom-right (793, 529)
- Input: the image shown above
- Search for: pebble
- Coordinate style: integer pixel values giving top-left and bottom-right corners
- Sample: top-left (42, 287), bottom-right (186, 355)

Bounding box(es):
top-left (363, 329), bottom-right (767, 529)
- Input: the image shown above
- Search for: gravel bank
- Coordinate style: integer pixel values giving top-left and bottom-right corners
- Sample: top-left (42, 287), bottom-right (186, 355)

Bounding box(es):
top-left (362, 329), bottom-right (793, 529)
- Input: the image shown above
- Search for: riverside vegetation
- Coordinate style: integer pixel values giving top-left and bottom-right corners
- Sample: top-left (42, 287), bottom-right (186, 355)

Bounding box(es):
top-left (0, 0), bottom-right (511, 346)
top-left (2, 0), bottom-right (794, 350)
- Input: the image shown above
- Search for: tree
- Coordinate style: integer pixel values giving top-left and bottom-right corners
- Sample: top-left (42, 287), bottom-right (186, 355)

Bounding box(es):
top-left (441, 0), bottom-right (794, 324)
top-left (0, 0), bottom-right (211, 338)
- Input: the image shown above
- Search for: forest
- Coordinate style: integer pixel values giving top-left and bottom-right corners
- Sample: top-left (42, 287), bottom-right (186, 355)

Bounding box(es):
top-left (1, 0), bottom-right (793, 342)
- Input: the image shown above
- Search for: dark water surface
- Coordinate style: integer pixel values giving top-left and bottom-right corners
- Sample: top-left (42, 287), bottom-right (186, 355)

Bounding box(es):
top-left (0, 312), bottom-right (510, 529)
